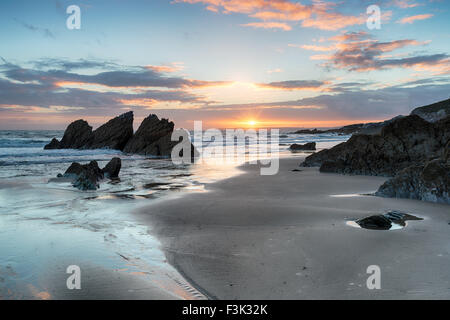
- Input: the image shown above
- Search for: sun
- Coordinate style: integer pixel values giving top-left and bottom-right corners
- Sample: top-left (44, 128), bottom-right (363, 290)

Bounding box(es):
top-left (247, 120), bottom-right (257, 127)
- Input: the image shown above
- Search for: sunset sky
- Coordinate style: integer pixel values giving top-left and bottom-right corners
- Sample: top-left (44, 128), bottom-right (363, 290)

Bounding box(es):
top-left (1, 0), bottom-right (449, 129)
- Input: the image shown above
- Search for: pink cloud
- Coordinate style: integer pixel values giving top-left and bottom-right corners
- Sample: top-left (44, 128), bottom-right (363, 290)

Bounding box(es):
top-left (175, 0), bottom-right (365, 31)
top-left (397, 14), bottom-right (433, 24)
top-left (241, 22), bottom-right (292, 31)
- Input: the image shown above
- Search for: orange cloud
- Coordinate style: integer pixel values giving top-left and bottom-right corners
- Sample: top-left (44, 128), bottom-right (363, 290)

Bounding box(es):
top-left (267, 68), bottom-right (283, 74)
top-left (302, 10), bottom-right (365, 31)
top-left (392, 0), bottom-right (420, 9)
top-left (241, 22), bottom-right (292, 30)
top-left (145, 63), bottom-right (184, 73)
top-left (397, 14), bottom-right (433, 24)
top-left (256, 80), bottom-right (331, 91)
top-left (118, 98), bottom-right (158, 108)
top-left (175, 0), bottom-right (364, 31)
top-left (290, 44), bottom-right (335, 52)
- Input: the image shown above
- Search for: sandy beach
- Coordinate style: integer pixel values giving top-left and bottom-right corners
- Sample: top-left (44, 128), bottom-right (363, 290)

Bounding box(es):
top-left (135, 156), bottom-right (450, 300)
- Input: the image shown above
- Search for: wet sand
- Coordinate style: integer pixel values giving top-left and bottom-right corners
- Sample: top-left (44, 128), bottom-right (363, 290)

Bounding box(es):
top-left (136, 157), bottom-right (450, 299)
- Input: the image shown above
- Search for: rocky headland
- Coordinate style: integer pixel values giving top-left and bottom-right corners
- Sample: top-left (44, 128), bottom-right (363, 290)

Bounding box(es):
top-left (301, 98), bottom-right (450, 204)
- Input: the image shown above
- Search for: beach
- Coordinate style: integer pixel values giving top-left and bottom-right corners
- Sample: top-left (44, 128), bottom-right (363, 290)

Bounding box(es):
top-left (135, 157), bottom-right (450, 300)
top-left (0, 130), bottom-right (345, 299)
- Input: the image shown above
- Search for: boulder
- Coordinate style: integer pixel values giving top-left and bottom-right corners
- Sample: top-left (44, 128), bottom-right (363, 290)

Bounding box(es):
top-left (302, 115), bottom-right (448, 176)
top-left (44, 138), bottom-right (60, 150)
top-left (63, 160), bottom-right (104, 191)
top-left (123, 114), bottom-right (177, 157)
top-left (356, 215), bottom-right (392, 230)
top-left (355, 211), bottom-right (422, 230)
top-left (376, 159), bottom-right (450, 204)
top-left (87, 112), bottom-right (134, 150)
top-left (289, 142), bottom-right (316, 151)
top-left (103, 157), bottom-right (121, 179)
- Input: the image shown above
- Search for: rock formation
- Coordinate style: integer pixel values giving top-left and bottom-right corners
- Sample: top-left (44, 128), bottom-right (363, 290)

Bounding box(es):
top-left (61, 157), bottom-right (122, 190)
top-left (44, 112), bottom-right (192, 158)
top-left (302, 115), bottom-right (449, 176)
top-left (44, 112), bottom-right (132, 151)
top-left (63, 160), bottom-right (104, 191)
top-left (355, 211), bottom-right (422, 230)
top-left (87, 112), bottom-right (134, 150)
top-left (376, 159), bottom-right (450, 204)
top-left (44, 120), bottom-right (93, 149)
top-left (300, 97), bottom-right (450, 204)
top-left (103, 157), bottom-right (122, 179)
top-left (291, 117), bottom-right (403, 136)
top-left (289, 142), bottom-right (316, 151)
top-left (123, 114), bottom-right (176, 157)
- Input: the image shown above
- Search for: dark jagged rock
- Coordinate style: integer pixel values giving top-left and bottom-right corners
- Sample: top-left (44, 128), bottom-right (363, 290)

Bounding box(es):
top-left (302, 115), bottom-right (448, 176)
top-left (355, 211), bottom-right (423, 230)
top-left (289, 142), bottom-right (316, 151)
top-left (376, 159), bottom-right (450, 204)
top-left (44, 113), bottom-right (133, 151)
top-left (356, 215), bottom-right (392, 230)
top-left (103, 157), bottom-right (121, 179)
top-left (44, 120), bottom-right (93, 149)
top-left (44, 138), bottom-right (60, 150)
top-left (123, 114), bottom-right (177, 157)
top-left (63, 160), bottom-right (104, 191)
top-left (44, 112), bottom-right (196, 158)
top-left (86, 112), bottom-right (134, 150)
top-left (60, 158), bottom-right (122, 190)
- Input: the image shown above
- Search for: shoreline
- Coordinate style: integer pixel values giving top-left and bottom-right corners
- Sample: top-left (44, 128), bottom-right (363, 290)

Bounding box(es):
top-left (135, 156), bottom-right (450, 300)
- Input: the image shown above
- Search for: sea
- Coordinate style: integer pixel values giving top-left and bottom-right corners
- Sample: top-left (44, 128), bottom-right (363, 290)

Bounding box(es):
top-left (0, 129), bottom-right (349, 299)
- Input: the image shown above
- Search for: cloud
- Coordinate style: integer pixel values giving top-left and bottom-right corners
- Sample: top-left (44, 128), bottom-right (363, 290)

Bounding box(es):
top-left (14, 19), bottom-right (55, 39)
top-left (241, 22), bottom-right (292, 31)
top-left (298, 31), bottom-right (448, 73)
top-left (201, 82), bottom-right (450, 121)
top-left (256, 80), bottom-right (330, 91)
top-left (392, 0), bottom-right (420, 8)
top-left (0, 59), bottom-right (222, 118)
top-left (145, 62), bottom-right (185, 73)
top-left (397, 14), bottom-right (433, 24)
top-left (2, 61), bottom-right (230, 89)
top-left (175, 0), bottom-right (365, 31)
top-left (267, 68), bottom-right (283, 74)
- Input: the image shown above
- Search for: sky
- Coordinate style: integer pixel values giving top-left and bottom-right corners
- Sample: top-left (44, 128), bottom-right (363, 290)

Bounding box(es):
top-left (0, 0), bottom-right (449, 129)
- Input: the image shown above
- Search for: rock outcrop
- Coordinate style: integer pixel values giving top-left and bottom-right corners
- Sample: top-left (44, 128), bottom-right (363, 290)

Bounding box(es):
top-left (61, 158), bottom-right (123, 190)
top-left (103, 157), bottom-right (121, 179)
top-left (289, 142), bottom-right (316, 151)
top-left (44, 120), bottom-right (93, 149)
top-left (44, 112), bottom-right (191, 158)
top-left (302, 115), bottom-right (449, 176)
top-left (87, 112), bottom-right (134, 150)
top-left (44, 138), bottom-right (60, 150)
top-left (63, 160), bottom-right (104, 191)
top-left (376, 159), bottom-right (450, 204)
top-left (355, 211), bottom-right (422, 230)
top-left (123, 114), bottom-right (175, 157)
top-left (291, 117), bottom-right (403, 136)
top-left (44, 112), bottom-right (133, 151)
